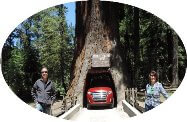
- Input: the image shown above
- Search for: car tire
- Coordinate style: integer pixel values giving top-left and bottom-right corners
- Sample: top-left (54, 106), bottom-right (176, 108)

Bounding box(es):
top-left (87, 104), bottom-right (91, 109)
top-left (110, 99), bottom-right (114, 109)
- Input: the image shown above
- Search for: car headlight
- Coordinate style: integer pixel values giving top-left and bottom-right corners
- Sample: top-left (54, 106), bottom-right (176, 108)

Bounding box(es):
top-left (87, 91), bottom-right (92, 95)
top-left (108, 91), bottom-right (112, 95)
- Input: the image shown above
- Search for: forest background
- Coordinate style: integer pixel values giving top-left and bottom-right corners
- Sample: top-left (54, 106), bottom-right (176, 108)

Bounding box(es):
top-left (1, 2), bottom-right (186, 103)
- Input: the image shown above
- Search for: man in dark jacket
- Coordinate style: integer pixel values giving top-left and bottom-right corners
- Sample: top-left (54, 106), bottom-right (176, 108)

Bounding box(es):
top-left (31, 67), bottom-right (56, 115)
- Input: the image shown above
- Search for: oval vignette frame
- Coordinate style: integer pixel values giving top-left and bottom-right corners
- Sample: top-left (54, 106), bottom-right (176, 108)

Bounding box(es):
top-left (0, 0), bottom-right (186, 122)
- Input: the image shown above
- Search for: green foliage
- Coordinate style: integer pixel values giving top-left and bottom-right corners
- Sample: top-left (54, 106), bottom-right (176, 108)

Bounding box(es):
top-left (2, 4), bottom-right (75, 102)
top-left (119, 5), bottom-right (187, 89)
top-left (4, 48), bottom-right (25, 94)
top-left (33, 5), bottom-right (74, 93)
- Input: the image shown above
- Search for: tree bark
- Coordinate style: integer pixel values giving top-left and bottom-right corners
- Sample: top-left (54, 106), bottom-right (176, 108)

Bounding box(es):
top-left (133, 7), bottom-right (140, 87)
top-left (67, 0), bottom-right (131, 105)
top-left (60, 53), bottom-right (67, 93)
top-left (166, 29), bottom-right (173, 82)
top-left (167, 29), bottom-right (179, 87)
top-left (171, 33), bottom-right (179, 87)
top-left (58, 5), bottom-right (67, 93)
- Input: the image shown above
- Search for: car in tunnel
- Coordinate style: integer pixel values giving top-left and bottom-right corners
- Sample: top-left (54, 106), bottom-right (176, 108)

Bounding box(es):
top-left (87, 86), bottom-right (114, 109)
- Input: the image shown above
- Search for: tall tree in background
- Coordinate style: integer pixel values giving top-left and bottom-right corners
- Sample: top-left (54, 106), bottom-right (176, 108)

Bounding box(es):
top-left (171, 32), bottom-right (179, 87)
top-left (34, 5), bottom-right (74, 96)
top-left (20, 18), bottom-right (40, 95)
top-left (2, 21), bottom-right (40, 101)
top-left (2, 4), bottom-right (75, 101)
top-left (166, 28), bottom-right (179, 87)
top-left (119, 4), bottom-right (186, 89)
top-left (2, 29), bottom-right (16, 85)
top-left (119, 5), bottom-right (134, 87)
top-left (57, 4), bottom-right (68, 93)
top-left (133, 7), bottom-right (140, 87)
top-left (166, 28), bottom-right (174, 84)
top-left (67, 0), bottom-right (131, 105)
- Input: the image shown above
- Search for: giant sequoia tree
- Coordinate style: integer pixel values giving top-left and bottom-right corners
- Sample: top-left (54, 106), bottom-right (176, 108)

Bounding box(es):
top-left (67, 0), bottom-right (131, 105)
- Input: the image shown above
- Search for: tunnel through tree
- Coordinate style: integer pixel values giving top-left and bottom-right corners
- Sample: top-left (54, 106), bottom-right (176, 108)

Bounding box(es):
top-left (67, 0), bottom-right (131, 106)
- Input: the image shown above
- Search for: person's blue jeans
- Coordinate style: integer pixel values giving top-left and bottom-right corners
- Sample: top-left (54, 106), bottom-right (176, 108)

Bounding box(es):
top-left (36, 103), bottom-right (51, 115)
top-left (145, 104), bottom-right (154, 112)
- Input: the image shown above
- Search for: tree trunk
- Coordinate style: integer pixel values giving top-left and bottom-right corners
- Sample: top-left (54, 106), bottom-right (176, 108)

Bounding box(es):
top-left (166, 29), bottom-right (173, 82)
top-left (171, 33), bottom-right (179, 87)
top-left (67, 0), bottom-right (131, 105)
top-left (61, 53), bottom-right (67, 93)
top-left (133, 7), bottom-right (140, 87)
top-left (167, 29), bottom-right (179, 87)
top-left (58, 5), bottom-right (67, 93)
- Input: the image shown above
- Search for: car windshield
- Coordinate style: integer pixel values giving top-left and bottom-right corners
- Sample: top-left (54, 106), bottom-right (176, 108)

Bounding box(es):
top-left (90, 74), bottom-right (111, 87)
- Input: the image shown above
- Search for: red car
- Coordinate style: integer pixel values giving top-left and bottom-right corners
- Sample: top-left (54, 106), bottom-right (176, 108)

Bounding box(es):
top-left (87, 87), bottom-right (114, 109)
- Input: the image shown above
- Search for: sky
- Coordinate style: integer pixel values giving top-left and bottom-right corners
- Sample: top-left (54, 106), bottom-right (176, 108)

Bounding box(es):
top-left (64, 2), bottom-right (75, 27)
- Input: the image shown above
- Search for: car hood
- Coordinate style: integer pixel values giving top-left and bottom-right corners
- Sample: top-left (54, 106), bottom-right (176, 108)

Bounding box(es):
top-left (88, 87), bottom-right (112, 92)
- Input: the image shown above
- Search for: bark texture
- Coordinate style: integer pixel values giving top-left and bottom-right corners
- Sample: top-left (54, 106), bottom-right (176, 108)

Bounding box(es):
top-left (167, 29), bottom-right (179, 87)
top-left (171, 34), bottom-right (179, 87)
top-left (67, 0), bottom-right (131, 105)
top-left (133, 7), bottom-right (140, 87)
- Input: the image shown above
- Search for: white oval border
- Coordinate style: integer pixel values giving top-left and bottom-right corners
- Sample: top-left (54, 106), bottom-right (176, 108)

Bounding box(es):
top-left (0, 0), bottom-right (186, 122)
